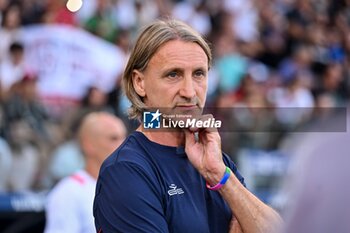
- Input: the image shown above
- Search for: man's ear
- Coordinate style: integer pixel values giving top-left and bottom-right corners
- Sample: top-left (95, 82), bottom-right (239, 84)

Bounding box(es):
top-left (132, 69), bottom-right (146, 97)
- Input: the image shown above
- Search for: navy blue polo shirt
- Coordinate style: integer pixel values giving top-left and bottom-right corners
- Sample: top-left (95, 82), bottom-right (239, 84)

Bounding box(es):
top-left (93, 131), bottom-right (245, 233)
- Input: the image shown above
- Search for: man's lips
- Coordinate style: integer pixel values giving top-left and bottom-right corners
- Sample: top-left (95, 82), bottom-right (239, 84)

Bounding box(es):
top-left (175, 104), bottom-right (198, 110)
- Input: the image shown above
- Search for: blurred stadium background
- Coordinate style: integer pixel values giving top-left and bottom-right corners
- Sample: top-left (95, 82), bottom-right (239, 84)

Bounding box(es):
top-left (0, 0), bottom-right (349, 232)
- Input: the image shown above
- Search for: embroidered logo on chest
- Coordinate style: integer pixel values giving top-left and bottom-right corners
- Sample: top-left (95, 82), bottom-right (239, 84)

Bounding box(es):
top-left (167, 184), bottom-right (184, 196)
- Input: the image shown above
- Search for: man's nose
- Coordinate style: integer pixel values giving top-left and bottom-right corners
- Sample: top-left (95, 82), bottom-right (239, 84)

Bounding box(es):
top-left (179, 75), bottom-right (196, 99)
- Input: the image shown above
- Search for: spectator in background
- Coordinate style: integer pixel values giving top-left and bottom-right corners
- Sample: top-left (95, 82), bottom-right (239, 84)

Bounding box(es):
top-left (84, 0), bottom-right (118, 42)
top-left (172, 0), bottom-right (211, 36)
top-left (213, 32), bottom-right (248, 94)
top-left (81, 86), bottom-right (112, 113)
top-left (41, 0), bottom-right (77, 26)
top-left (0, 42), bottom-right (26, 99)
top-left (278, 44), bottom-right (314, 89)
top-left (2, 72), bottom-right (61, 191)
top-left (3, 75), bottom-right (46, 191)
top-left (232, 70), bottom-right (279, 150)
top-left (222, 0), bottom-right (259, 43)
top-left (284, 0), bottom-right (314, 56)
top-left (45, 111), bottom-right (127, 233)
top-left (255, 0), bottom-right (287, 69)
top-left (20, 0), bottom-right (46, 25)
top-left (0, 0), bottom-right (9, 25)
top-left (269, 71), bottom-right (315, 129)
top-left (313, 63), bottom-right (346, 107)
top-left (2, 72), bottom-right (51, 143)
top-left (76, 85), bottom-right (115, 132)
top-left (0, 3), bottom-right (22, 61)
top-left (133, 0), bottom-right (161, 30)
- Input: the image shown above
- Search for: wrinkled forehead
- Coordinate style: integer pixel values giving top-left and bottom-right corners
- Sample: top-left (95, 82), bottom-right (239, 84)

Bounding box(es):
top-left (147, 40), bottom-right (209, 69)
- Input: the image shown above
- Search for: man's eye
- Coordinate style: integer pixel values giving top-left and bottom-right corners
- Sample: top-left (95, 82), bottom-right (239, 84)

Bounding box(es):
top-left (194, 70), bottom-right (205, 77)
top-left (167, 71), bottom-right (178, 78)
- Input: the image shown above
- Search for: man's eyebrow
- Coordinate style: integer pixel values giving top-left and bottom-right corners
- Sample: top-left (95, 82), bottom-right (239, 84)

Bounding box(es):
top-left (161, 67), bottom-right (184, 75)
top-left (163, 65), bottom-right (207, 72)
top-left (193, 67), bottom-right (207, 71)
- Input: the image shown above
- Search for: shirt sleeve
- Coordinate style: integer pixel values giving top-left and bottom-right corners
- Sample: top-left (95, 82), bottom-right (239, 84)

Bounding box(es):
top-left (93, 161), bottom-right (169, 233)
top-left (44, 182), bottom-right (81, 233)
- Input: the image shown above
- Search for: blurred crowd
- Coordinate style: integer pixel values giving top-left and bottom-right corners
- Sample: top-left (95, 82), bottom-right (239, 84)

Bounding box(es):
top-left (0, 0), bottom-right (349, 196)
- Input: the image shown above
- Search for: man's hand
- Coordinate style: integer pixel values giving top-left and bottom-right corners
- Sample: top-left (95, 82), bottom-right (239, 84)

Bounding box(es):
top-left (183, 115), bottom-right (283, 233)
top-left (183, 114), bottom-right (226, 185)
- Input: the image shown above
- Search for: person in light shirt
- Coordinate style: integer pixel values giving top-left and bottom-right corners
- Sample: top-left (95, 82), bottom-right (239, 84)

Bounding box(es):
top-left (44, 111), bottom-right (126, 233)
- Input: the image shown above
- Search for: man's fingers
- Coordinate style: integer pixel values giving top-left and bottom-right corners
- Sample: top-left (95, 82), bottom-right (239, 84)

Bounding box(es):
top-left (188, 114), bottom-right (219, 133)
top-left (184, 129), bottom-right (196, 146)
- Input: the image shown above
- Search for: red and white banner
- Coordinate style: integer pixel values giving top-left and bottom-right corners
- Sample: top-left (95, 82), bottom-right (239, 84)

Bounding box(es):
top-left (20, 24), bottom-right (125, 101)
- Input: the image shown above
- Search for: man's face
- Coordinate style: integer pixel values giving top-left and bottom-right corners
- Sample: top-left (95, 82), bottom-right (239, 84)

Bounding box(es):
top-left (133, 40), bottom-right (208, 115)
